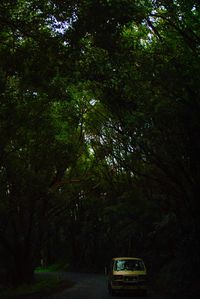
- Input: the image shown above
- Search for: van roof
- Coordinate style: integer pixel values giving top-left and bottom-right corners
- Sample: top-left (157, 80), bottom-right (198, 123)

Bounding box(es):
top-left (112, 257), bottom-right (142, 261)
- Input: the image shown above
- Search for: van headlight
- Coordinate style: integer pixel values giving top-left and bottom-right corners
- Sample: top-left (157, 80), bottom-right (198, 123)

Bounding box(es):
top-left (139, 274), bottom-right (147, 280)
top-left (112, 275), bottom-right (123, 280)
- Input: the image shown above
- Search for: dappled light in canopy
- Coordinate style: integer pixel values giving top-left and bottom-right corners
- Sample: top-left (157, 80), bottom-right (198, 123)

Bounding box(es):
top-left (0, 1), bottom-right (200, 298)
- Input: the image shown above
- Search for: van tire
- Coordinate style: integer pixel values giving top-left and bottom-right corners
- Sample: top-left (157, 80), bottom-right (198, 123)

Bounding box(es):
top-left (141, 289), bottom-right (148, 296)
top-left (108, 283), bottom-right (116, 296)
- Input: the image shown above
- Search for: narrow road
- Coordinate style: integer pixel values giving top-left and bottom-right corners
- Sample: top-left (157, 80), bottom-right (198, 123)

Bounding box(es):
top-left (48, 272), bottom-right (162, 299)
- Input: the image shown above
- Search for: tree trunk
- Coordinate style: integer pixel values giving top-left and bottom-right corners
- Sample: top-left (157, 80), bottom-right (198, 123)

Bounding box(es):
top-left (11, 244), bottom-right (35, 286)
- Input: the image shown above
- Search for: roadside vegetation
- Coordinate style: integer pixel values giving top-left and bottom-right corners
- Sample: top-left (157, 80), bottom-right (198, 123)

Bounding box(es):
top-left (0, 271), bottom-right (74, 299)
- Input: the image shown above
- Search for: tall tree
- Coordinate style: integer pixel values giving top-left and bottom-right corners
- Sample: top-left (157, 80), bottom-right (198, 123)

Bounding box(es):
top-left (66, 0), bottom-right (200, 295)
top-left (0, 0), bottom-right (82, 285)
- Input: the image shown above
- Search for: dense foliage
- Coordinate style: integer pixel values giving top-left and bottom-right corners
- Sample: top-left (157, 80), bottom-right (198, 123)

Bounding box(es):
top-left (0, 0), bottom-right (200, 297)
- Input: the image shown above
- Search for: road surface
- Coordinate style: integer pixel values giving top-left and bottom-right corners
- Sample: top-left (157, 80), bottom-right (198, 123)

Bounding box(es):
top-left (47, 272), bottom-right (162, 299)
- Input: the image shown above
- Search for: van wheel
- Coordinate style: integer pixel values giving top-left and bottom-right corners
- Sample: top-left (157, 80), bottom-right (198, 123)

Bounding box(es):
top-left (108, 283), bottom-right (115, 296)
top-left (141, 289), bottom-right (148, 296)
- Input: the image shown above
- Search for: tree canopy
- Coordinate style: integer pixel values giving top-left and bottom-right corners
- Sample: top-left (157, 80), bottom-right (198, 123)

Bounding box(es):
top-left (0, 0), bottom-right (200, 297)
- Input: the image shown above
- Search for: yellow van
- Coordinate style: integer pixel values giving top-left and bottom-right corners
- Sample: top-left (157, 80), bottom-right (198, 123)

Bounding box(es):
top-left (107, 257), bottom-right (147, 296)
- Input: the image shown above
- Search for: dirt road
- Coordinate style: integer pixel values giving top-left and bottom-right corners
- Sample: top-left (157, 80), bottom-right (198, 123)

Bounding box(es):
top-left (48, 272), bottom-right (162, 299)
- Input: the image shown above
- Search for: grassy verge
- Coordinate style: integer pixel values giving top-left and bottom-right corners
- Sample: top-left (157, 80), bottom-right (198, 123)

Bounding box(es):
top-left (0, 272), bottom-right (75, 299)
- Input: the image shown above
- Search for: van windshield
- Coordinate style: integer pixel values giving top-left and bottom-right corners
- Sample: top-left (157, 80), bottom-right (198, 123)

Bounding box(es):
top-left (114, 259), bottom-right (145, 271)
